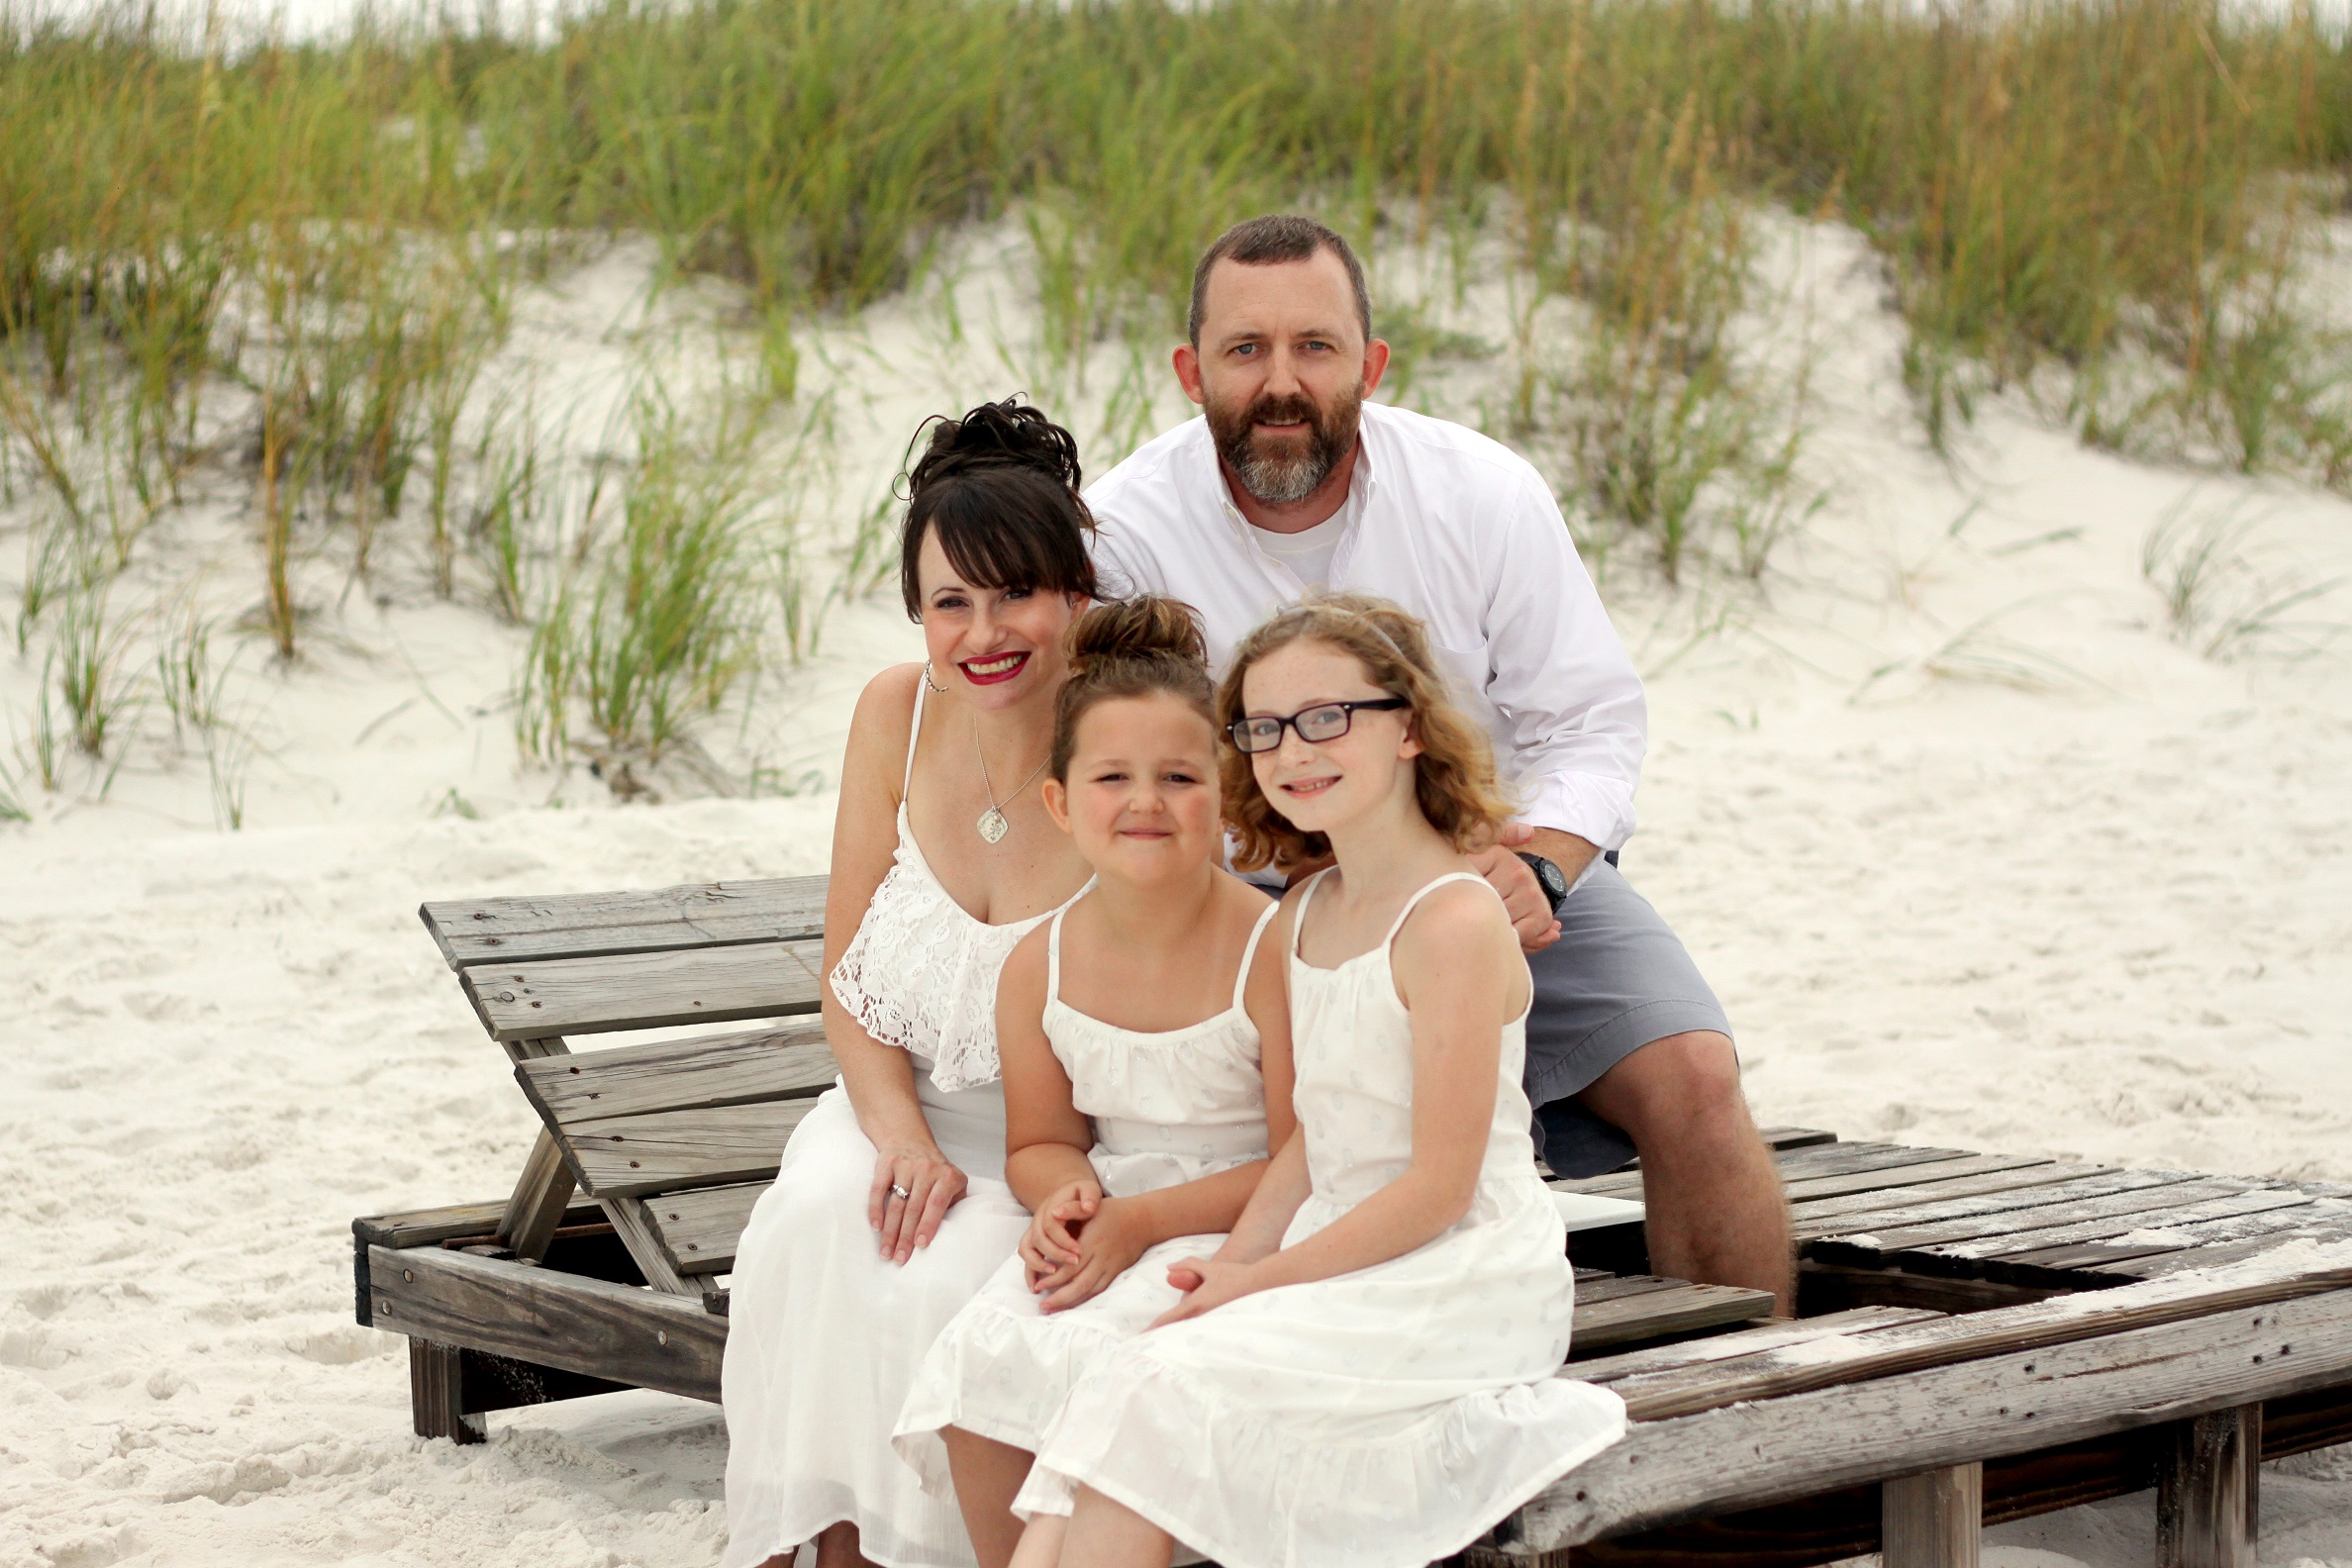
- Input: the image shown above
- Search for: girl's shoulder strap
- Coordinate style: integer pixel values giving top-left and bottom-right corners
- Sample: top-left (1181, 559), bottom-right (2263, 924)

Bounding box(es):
top-left (1229, 894), bottom-right (1284, 1012)
top-left (1045, 900), bottom-right (1071, 1005)
top-left (1381, 870), bottom-right (1498, 948)
top-left (902, 673), bottom-right (930, 797)
top-left (1289, 866), bottom-right (1338, 959)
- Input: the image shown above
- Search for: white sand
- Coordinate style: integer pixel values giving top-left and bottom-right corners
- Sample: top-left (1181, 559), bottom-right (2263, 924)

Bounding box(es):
top-left (5, 218), bottom-right (2351, 1566)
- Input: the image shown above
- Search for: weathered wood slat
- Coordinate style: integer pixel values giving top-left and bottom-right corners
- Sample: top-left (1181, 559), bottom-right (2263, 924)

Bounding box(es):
top-left (1883, 1462), bottom-right (1981, 1568)
top-left (644, 1182), bottom-right (769, 1275)
top-left (1788, 1161), bottom-right (2110, 1225)
top-left (562, 1099), bottom-right (821, 1199)
top-left (1938, 1189), bottom-right (2315, 1268)
top-left (499, 1128), bottom-right (580, 1263)
top-left (356, 1196), bottom-right (604, 1251)
top-left (518, 1024), bottom-right (834, 1127)
top-left (366, 1244), bottom-right (728, 1402)
top-left (1568, 1307), bottom-right (1945, 1386)
top-left (1606, 1260), bottom-right (2352, 1422)
top-left (2092, 1209), bottom-right (2352, 1279)
top-left (1779, 1152), bottom-right (2059, 1207)
top-left (461, 940), bottom-right (826, 1041)
top-left (1815, 1178), bottom-right (2252, 1257)
top-left (602, 1195), bottom-right (699, 1295)
top-left (1796, 1169), bottom-right (2207, 1243)
top-left (2157, 1406), bottom-right (2258, 1568)
top-left (420, 876), bottom-right (829, 968)
top-left (1513, 1287), bottom-right (2352, 1548)
top-left (1753, 1126), bottom-right (1841, 1153)
top-left (1569, 1284), bottom-right (1779, 1354)
top-left (1574, 1274), bottom-right (1692, 1306)
top-left (1556, 1141), bottom-right (1968, 1200)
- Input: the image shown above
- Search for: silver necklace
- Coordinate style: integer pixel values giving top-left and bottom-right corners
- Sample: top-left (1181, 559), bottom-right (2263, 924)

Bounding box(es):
top-left (973, 716), bottom-right (1049, 844)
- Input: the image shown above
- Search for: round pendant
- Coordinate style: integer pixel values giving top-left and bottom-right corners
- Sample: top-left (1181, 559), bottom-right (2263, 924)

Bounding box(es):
top-left (976, 807), bottom-right (1010, 844)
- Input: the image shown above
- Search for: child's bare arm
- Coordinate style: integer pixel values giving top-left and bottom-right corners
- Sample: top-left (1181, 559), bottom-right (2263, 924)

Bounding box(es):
top-left (998, 932), bottom-right (1098, 1211)
top-left (1156, 882), bottom-right (1519, 1323)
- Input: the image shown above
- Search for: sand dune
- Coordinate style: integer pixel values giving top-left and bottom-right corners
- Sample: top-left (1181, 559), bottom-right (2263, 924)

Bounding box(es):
top-left (4, 219), bottom-right (2350, 1566)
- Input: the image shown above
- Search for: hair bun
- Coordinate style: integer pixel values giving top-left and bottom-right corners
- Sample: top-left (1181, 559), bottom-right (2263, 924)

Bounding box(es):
top-left (1067, 596), bottom-right (1208, 670)
top-left (908, 396), bottom-right (1082, 498)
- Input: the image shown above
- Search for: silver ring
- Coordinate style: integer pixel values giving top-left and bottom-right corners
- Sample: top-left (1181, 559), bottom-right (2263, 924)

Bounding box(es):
top-left (890, 1184), bottom-right (912, 1201)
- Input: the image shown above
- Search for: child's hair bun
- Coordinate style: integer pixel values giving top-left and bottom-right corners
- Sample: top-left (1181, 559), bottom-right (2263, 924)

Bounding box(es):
top-left (1067, 596), bottom-right (1208, 671)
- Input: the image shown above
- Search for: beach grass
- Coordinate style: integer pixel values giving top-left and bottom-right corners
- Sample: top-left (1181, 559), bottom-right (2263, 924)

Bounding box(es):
top-left (2, 0), bottom-right (2348, 801)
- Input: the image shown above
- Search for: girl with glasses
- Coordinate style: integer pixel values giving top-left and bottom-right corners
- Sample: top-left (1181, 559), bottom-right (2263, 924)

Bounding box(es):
top-left (1007, 593), bottom-right (1625, 1568)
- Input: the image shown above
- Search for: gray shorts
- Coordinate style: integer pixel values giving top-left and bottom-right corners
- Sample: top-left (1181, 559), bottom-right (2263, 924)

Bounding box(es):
top-left (1524, 860), bottom-right (1732, 1179)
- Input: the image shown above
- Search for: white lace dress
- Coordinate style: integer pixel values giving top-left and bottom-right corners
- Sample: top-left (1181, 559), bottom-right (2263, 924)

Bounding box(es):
top-left (721, 680), bottom-right (1091, 1568)
top-left (891, 895), bottom-right (1280, 1500)
top-left (1023, 872), bottom-right (1627, 1568)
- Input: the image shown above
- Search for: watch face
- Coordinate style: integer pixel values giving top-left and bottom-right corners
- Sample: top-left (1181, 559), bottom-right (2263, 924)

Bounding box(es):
top-left (1520, 851), bottom-right (1567, 906)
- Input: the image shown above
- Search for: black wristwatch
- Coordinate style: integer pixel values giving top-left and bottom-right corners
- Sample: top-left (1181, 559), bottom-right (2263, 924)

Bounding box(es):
top-left (1516, 851), bottom-right (1570, 915)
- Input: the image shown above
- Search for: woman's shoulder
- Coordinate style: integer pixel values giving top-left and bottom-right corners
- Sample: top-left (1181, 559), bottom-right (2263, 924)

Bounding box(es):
top-left (840, 664), bottom-right (926, 779)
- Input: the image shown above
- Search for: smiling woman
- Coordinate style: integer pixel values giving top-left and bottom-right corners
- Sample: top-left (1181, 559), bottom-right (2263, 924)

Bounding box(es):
top-left (720, 398), bottom-right (1105, 1568)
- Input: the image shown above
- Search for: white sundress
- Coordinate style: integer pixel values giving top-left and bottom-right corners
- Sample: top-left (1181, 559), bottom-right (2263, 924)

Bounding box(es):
top-left (891, 893), bottom-right (1282, 1499)
top-left (1022, 870), bottom-right (1628, 1568)
top-left (720, 679), bottom-right (1091, 1568)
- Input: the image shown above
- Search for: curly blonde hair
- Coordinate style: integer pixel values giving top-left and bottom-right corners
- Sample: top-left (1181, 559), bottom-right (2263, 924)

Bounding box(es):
top-left (1218, 594), bottom-right (1516, 872)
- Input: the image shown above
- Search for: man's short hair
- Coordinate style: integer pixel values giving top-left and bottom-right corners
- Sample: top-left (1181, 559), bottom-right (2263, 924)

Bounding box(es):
top-left (1187, 215), bottom-right (1373, 347)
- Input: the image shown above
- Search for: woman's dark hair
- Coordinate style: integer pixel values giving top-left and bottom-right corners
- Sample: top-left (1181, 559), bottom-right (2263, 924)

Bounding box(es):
top-left (899, 398), bottom-right (1098, 620)
top-left (1049, 597), bottom-right (1214, 781)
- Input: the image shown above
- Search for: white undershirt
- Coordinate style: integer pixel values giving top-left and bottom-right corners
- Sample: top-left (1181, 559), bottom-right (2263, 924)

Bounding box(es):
top-left (1245, 481), bottom-right (1362, 591)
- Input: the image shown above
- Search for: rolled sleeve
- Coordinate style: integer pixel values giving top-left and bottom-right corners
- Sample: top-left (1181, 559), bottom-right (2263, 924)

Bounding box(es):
top-left (1482, 477), bottom-right (1647, 850)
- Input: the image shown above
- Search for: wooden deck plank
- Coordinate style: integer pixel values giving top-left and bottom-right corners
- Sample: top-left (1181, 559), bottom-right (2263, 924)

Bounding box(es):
top-left (1795, 1169), bottom-right (2209, 1243)
top-left (1574, 1275), bottom-right (1693, 1306)
top-left (420, 876), bottom-right (828, 968)
top-left (1605, 1258), bottom-right (2352, 1422)
top-left (365, 1244), bottom-right (728, 1402)
top-left (1512, 1286), bottom-right (2352, 1548)
top-left (1931, 1189), bottom-right (2317, 1267)
top-left (1568, 1307), bottom-right (1945, 1385)
top-left (518, 1024), bottom-right (834, 1126)
top-left (1557, 1142), bottom-right (1971, 1200)
top-left (2085, 1209), bottom-right (2352, 1279)
top-left (562, 1099), bottom-right (821, 1199)
top-left (461, 940), bottom-right (826, 1041)
top-left (356, 1196), bottom-right (604, 1250)
top-left (1568, 1284), bottom-right (1779, 1354)
top-left (1789, 1162), bottom-right (2110, 1225)
top-left (1816, 1178), bottom-right (2252, 1256)
top-left (643, 1182), bottom-right (767, 1275)
top-left (1779, 1152), bottom-right (2059, 1206)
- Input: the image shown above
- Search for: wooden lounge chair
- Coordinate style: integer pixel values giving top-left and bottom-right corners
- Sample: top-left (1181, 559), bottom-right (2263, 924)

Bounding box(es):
top-left (355, 874), bottom-right (2352, 1568)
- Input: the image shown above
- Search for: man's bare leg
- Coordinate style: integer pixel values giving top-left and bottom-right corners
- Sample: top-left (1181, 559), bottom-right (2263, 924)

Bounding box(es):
top-left (1060, 1487), bottom-right (1173, 1568)
top-left (1006, 1515), bottom-right (1068, 1568)
top-left (943, 1425), bottom-right (1036, 1568)
top-left (1577, 1029), bottom-right (1794, 1313)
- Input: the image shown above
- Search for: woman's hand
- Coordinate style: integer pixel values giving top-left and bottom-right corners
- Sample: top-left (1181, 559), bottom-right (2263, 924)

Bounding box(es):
top-left (1029, 1194), bottom-right (1151, 1315)
top-left (1149, 1255), bottom-right (1270, 1328)
top-left (1019, 1179), bottom-right (1103, 1287)
top-left (869, 1143), bottom-right (969, 1264)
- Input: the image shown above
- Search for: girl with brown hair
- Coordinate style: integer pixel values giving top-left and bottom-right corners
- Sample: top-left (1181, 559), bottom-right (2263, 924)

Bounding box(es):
top-left (1010, 594), bottom-right (1626, 1568)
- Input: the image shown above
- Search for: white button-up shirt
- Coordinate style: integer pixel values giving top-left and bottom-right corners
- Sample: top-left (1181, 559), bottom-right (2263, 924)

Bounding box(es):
top-left (1085, 401), bottom-right (1647, 851)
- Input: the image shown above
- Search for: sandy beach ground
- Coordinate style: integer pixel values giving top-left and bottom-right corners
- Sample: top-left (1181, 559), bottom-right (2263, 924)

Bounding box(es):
top-left (4, 216), bottom-right (2350, 1567)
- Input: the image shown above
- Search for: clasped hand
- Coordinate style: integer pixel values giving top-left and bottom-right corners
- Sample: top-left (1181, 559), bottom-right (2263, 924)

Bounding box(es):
top-left (1020, 1179), bottom-right (1149, 1314)
top-left (1148, 1254), bottom-right (1267, 1329)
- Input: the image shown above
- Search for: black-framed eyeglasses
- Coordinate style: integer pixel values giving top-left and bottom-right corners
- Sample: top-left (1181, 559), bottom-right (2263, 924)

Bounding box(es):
top-left (1227, 698), bottom-right (1410, 754)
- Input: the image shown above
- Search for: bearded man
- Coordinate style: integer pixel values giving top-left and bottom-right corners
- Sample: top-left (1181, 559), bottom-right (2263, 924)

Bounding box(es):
top-left (1084, 214), bottom-right (1793, 1308)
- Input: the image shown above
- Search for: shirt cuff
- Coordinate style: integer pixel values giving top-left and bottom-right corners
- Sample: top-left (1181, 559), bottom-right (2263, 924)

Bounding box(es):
top-left (1515, 773), bottom-right (1637, 854)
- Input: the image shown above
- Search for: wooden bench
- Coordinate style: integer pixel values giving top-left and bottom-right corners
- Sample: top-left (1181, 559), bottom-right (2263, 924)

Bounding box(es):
top-left (355, 874), bottom-right (2352, 1568)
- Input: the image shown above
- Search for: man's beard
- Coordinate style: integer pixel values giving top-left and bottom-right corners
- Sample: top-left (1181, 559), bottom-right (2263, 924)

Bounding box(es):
top-left (1209, 383), bottom-right (1363, 506)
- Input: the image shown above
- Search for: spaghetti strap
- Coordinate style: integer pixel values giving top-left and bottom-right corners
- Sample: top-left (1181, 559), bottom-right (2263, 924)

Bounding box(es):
top-left (902, 675), bottom-right (929, 799)
top-left (1380, 870), bottom-right (1497, 948)
top-left (1045, 903), bottom-right (1070, 1006)
top-left (1229, 897), bottom-right (1283, 1013)
top-left (1290, 867), bottom-right (1337, 960)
